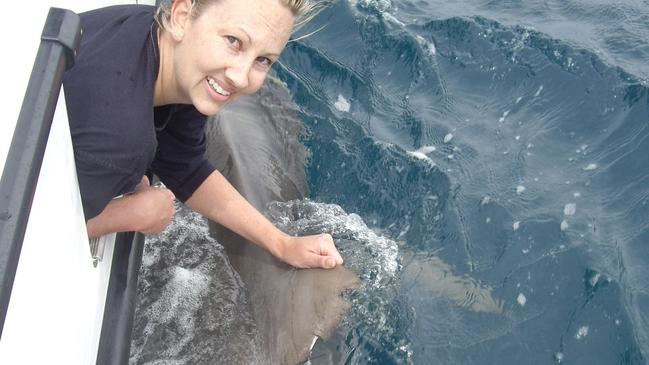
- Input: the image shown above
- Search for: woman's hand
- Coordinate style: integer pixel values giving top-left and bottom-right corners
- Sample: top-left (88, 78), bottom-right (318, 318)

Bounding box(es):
top-left (129, 176), bottom-right (176, 235)
top-left (86, 176), bottom-right (176, 238)
top-left (274, 233), bottom-right (344, 269)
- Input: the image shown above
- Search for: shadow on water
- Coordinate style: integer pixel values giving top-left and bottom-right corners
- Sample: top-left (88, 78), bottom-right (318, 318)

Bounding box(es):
top-left (276, 0), bottom-right (649, 363)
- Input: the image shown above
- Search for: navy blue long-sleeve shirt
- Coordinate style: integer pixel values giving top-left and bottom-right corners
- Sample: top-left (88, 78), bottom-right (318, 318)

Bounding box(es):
top-left (63, 5), bottom-right (215, 220)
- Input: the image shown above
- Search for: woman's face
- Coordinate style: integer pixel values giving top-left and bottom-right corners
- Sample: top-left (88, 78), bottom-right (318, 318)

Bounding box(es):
top-left (170, 0), bottom-right (295, 115)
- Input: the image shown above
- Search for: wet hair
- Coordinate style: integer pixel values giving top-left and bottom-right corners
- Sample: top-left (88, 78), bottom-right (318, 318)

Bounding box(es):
top-left (154, 0), bottom-right (327, 34)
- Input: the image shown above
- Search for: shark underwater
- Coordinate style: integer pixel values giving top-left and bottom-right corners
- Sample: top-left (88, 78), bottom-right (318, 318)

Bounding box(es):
top-left (129, 78), bottom-right (502, 364)
top-left (129, 78), bottom-right (360, 365)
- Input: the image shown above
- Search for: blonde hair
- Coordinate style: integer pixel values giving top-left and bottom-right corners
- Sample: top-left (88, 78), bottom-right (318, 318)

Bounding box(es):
top-left (154, 0), bottom-right (327, 34)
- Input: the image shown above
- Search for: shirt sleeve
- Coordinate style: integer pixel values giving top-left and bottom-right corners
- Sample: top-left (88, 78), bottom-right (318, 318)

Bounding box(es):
top-left (74, 150), bottom-right (144, 222)
top-left (151, 106), bottom-right (216, 202)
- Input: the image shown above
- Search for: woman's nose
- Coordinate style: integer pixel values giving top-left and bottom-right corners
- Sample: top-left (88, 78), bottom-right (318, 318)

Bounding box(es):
top-left (224, 60), bottom-right (251, 90)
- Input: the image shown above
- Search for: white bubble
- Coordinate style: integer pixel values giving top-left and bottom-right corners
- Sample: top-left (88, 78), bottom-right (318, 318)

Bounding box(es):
top-left (406, 151), bottom-right (436, 167)
top-left (334, 94), bottom-right (350, 112)
top-left (583, 163), bottom-right (598, 171)
top-left (589, 273), bottom-right (601, 287)
top-left (480, 196), bottom-right (491, 205)
top-left (517, 293), bottom-right (527, 306)
top-left (516, 185), bottom-right (526, 194)
top-left (444, 133), bottom-right (454, 143)
top-left (499, 110), bottom-right (510, 123)
top-left (417, 145), bottom-right (436, 154)
top-left (408, 151), bottom-right (426, 160)
top-left (564, 203), bottom-right (577, 216)
top-left (575, 326), bottom-right (589, 339)
top-left (560, 220), bottom-right (569, 231)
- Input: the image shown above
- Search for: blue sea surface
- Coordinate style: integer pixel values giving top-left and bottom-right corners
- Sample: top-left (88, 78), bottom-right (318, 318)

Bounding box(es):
top-left (274, 0), bottom-right (649, 363)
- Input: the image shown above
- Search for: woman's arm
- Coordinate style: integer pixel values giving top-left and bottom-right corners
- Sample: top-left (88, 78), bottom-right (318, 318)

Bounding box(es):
top-left (185, 170), bottom-right (343, 269)
top-left (86, 176), bottom-right (176, 239)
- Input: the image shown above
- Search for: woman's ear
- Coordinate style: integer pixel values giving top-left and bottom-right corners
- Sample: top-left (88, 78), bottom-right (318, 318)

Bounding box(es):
top-left (169, 0), bottom-right (192, 41)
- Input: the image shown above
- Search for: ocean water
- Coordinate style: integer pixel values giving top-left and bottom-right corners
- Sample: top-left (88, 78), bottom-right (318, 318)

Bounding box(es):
top-left (275, 0), bottom-right (649, 363)
top-left (132, 0), bottom-right (649, 364)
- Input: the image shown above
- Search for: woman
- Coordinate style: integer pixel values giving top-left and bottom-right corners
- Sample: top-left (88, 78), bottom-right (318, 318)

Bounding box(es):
top-left (63, 0), bottom-right (343, 269)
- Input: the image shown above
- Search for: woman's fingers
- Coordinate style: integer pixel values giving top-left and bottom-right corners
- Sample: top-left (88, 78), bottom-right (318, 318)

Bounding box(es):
top-left (317, 234), bottom-right (344, 265)
top-left (280, 234), bottom-right (344, 269)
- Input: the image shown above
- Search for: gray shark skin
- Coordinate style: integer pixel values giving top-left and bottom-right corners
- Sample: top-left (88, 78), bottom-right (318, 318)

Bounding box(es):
top-left (205, 78), bottom-right (360, 365)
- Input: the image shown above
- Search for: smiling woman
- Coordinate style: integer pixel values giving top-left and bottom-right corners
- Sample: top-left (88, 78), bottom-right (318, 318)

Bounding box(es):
top-left (153, 0), bottom-right (296, 115)
top-left (62, 0), bottom-right (342, 270)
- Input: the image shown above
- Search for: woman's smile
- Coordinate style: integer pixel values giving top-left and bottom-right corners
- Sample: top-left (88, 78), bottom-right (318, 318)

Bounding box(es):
top-left (203, 78), bottom-right (230, 103)
top-left (206, 76), bottom-right (232, 97)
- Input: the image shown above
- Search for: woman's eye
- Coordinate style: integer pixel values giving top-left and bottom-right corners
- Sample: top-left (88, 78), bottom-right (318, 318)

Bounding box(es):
top-left (225, 36), bottom-right (241, 49)
top-left (256, 57), bottom-right (273, 68)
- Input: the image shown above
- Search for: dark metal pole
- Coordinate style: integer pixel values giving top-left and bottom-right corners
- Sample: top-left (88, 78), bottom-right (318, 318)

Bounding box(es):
top-left (96, 232), bottom-right (145, 365)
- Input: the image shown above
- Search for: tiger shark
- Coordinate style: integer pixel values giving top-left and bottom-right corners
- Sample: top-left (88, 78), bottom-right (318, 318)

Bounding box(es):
top-left (204, 78), bottom-right (361, 364)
